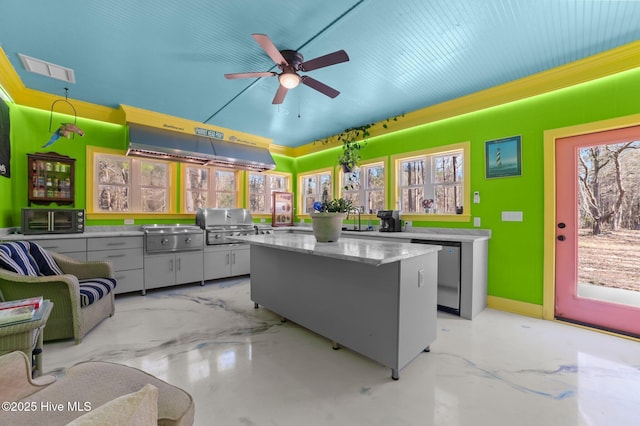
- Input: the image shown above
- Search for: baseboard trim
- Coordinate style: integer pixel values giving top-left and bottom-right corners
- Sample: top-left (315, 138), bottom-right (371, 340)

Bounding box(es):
top-left (486, 296), bottom-right (543, 318)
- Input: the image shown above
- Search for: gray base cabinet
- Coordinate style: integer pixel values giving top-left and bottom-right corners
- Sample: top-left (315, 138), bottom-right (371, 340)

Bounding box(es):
top-left (203, 244), bottom-right (250, 280)
top-left (144, 251), bottom-right (204, 292)
top-left (35, 238), bottom-right (87, 262)
top-left (87, 236), bottom-right (144, 295)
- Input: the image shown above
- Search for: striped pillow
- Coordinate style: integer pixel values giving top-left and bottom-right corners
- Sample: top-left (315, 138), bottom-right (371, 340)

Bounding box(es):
top-left (28, 242), bottom-right (64, 276)
top-left (0, 242), bottom-right (39, 276)
top-left (0, 245), bottom-right (23, 274)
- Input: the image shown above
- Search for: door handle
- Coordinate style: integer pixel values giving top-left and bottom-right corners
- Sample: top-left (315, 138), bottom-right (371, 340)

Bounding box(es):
top-left (557, 222), bottom-right (566, 229)
top-left (557, 235), bottom-right (566, 241)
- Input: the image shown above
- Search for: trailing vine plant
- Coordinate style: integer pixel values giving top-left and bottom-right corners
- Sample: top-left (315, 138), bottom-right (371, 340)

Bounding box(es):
top-left (316, 114), bottom-right (404, 190)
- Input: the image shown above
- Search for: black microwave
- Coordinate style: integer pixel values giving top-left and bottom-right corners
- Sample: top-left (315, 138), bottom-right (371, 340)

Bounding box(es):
top-left (21, 208), bottom-right (85, 235)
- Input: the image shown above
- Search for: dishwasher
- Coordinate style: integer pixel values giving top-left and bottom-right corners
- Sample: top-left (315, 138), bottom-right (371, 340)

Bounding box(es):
top-left (410, 239), bottom-right (461, 315)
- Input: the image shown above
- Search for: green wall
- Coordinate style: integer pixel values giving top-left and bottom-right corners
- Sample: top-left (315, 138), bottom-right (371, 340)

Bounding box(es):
top-left (2, 67), bottom-right (639, 307)
top-left (295, 67), bottom-right (640, 306)
top-left (4, 105), bottom-right (126, 227)
top-left (0, 105), bottom-right (296, 228)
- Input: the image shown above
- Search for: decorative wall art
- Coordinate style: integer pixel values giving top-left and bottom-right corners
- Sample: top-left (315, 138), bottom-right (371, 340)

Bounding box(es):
top-left (485, 135), bottom-right (522, 178)
top-left (272, 191), bottom-right (294, 226)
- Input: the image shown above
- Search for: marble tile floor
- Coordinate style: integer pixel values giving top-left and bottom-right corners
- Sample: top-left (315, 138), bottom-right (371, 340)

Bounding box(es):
top-left (43, 278), bottom-right (640, 426)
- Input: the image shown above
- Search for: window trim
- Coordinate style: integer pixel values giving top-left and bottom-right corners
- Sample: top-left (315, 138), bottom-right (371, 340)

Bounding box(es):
top-left (337, 156), bottom-right (388, 217)
top-left (86, 146), bottom-right (180, 220)
top-left (297, 167), bottom-right (334, 217)
top-left (180, 165), bottom-right (242, 213)
top-left (390, 141), bottom-right (470, 222)
top-left (245, 170), bottom-right (293, 218)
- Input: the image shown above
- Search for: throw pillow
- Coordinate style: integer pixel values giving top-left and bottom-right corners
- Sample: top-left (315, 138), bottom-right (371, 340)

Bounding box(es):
top-left (0, 242), bottom-right (39, 276)
top-left (27, 241), bottom-right (64, 276)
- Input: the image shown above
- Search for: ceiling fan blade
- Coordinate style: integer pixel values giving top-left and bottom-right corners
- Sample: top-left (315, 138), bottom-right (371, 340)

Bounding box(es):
top-left (272, 84), bottom-right (289, 104)
top-left (224, 71), bottom-right (276, 79)
top-left (300, 76), bottom-right (340, 98)
top-left (300, 50), bottom-right (349, 72)
top-left (252, 33), bottom-right (289, 66)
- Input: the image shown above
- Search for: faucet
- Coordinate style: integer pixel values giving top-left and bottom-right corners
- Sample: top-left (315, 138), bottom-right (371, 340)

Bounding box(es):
top-left (347, 207), bottom-right (362, 231)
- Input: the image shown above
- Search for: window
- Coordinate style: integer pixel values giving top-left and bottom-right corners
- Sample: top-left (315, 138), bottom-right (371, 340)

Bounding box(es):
top-left (183, 166), bottom-right (239, 212)
top-left (94, 153), bottom-right (170, 213)
top-left (298, 169), bottom-right (332, 214)
top-left (394, 143), bottom-right (468, 216)
top-left (248, 172), bottom-right (291, 214)
top-left (341, 161), bottom-right (385, 213)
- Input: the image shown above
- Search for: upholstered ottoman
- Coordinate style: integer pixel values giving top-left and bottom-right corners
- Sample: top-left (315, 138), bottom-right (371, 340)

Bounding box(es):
top-left (0, 351), bottom-right (195, 426)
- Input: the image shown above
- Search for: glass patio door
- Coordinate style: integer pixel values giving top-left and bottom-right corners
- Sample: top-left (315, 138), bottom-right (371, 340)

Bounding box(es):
top-left (555, 126), bottom-right (640, 337)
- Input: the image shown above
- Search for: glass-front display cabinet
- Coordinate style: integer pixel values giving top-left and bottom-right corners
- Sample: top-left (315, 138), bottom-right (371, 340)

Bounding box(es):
top-left (27, 152), bottom-right (76, 206)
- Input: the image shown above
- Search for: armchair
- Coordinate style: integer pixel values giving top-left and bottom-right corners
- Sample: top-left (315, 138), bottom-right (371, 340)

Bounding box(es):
top-left (0, 242), bottom-right (116, 343)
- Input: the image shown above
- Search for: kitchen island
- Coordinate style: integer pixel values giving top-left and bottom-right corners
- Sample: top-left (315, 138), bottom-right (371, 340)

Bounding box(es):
top-left (230, 233), bottom-right (441, 380)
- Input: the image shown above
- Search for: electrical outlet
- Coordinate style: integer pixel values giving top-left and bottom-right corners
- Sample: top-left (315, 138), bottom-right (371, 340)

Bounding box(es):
top-left (473, 191), bottom-right (480, 204)
top-left (404, 220), bottom-right (412, 228)
top-left (260, 218), bottom-right (266, 223)
top-left (474, 217), bottom-right (481, 227)
top-left (124, 219), bottom-right (134, 225)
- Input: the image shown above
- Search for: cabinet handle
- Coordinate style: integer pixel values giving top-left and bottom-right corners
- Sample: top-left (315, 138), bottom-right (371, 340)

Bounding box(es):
top-left (106, 242), bottom-right (126, 246)
top-left (232, 252), bottom-right (236, 264)
top-left (105, 254), bottom-right (126, 258)
top-left (177, 258), bottom-right (181, 271)
top-left (115, 275), bottom-right (126, 280)
top-left (170, 258), bottom-right (174, 272)
top-left (226, 253), bottom-right (230, 265)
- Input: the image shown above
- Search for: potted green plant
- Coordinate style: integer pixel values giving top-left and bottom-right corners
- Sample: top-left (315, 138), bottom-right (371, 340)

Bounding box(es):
top-left (309, 193), bottom-right (353, 242)
top-left (337, 125), bottom-right (371, 173)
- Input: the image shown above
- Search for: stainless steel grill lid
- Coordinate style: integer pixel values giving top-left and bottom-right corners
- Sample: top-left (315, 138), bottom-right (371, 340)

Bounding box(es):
top-left (195, 208), bottom-right (255, 245)
top-left (195, 208), bottom-right (253, 228)
top-left (142, 225), bottom-right (204, 253)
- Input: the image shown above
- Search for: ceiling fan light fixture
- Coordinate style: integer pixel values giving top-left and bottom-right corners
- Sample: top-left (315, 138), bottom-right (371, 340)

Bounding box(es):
top-left (278, 72), bottom-right (300, 89)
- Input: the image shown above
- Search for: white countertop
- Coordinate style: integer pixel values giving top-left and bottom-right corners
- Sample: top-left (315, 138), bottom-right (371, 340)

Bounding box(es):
top-left (0, 230), bottom-right (145, 240)
top-left (230, 233), bottom-right (441, 266)
top-left (279, 226), bottom-right (491, 243)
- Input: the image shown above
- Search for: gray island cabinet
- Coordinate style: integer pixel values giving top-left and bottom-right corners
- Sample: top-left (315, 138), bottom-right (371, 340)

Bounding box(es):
top-left (230, 233), bottom-right (442, 380)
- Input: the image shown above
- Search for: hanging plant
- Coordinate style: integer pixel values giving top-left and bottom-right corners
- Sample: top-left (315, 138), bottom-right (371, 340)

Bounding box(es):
top-left (316, 114), bottom-right (405, 189)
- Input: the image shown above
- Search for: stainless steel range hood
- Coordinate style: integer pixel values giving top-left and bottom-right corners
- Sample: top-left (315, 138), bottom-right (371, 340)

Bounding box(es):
top-left (126, 123), bottom-right (276, 172)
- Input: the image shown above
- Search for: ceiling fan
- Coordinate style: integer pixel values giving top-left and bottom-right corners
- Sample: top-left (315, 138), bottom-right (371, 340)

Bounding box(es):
top-left (224, 33), bottom-right (349, 104)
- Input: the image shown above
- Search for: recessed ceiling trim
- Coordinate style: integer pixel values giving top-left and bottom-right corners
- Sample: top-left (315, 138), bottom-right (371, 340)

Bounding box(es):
top-left (18, 53), bottom-right (75, 83)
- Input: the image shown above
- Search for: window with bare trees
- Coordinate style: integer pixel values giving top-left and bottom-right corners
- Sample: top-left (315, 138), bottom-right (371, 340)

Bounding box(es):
top-left (578, 140), bottom-right (640, 234)
top-left (396, 148), bottom-right (464, 214)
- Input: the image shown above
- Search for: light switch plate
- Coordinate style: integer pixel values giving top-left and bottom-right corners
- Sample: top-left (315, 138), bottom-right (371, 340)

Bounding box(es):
top-left (473, 191), bottom-right (480, 204)
top-left (501, 211), bottom-right (523, 222)
top-left (474, 217), bottom-right (481, 227)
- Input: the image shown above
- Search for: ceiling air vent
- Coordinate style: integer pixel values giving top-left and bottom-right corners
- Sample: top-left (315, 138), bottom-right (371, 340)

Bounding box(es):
top-left (18, 53), bottom-right (76, 83)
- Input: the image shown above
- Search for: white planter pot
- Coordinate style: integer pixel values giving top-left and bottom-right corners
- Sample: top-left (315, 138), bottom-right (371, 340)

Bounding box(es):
top-left (310, 212), bottom-right (346, 242)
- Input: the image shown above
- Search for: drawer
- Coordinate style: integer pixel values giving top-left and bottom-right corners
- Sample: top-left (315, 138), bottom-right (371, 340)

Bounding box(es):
top-left (87, 236), bottom-right (143, 251)
top-left (87, 248), bottom-right (143, 271)
top-left (62, 251), bottom-right (87, 262)
top-left (112, 269), bottom-right (144, 294)
top-left (35, 238), bottom-right (87, 254)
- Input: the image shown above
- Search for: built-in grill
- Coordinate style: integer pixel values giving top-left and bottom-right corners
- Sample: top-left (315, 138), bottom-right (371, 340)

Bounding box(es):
top-left (195, 208), bottom-right (255, 245)
top-left (142, 225), bottom-right (204, 253)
